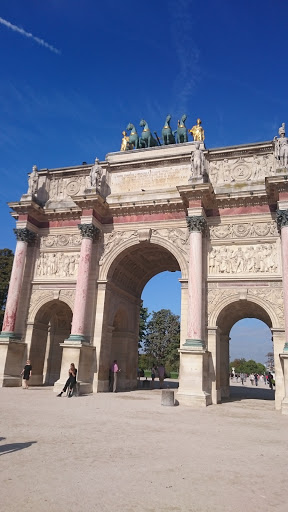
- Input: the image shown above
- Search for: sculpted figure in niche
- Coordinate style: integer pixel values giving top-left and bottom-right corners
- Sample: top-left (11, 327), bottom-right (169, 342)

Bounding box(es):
top-left (252, 155), bottom-right (261, 181)
top-left (27, 165), bottom-right (39, 196)
top-left (274, 123), bottom-right (288, 168)
top-left (190, 142), bottom-right (205, 178)
top-left (89, 158), bottom-right (103, 190)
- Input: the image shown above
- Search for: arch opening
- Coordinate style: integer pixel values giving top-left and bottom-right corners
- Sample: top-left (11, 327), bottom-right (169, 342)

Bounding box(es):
top-left (100, 243), bottom-right (182, 391)
top-left (214, 300), bottom-right (275, 403)
top-left (29, 300), bottom-right (72, 386)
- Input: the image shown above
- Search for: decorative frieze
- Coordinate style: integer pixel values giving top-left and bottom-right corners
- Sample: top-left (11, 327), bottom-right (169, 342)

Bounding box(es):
top-left (209, 221), bottom-right (278, 240)
top-left (40, 233), bottom-right (82, 248)
top-left (35, 252), bottom-right (80, 278)
top-left (208, 154), bottom-right (274, 186)
top-left (14, 228), bottom-right (36, 244)
top-left (99, 230), bottom-right (138, 264)
top-left (208, 243), bottom-right (278, 275)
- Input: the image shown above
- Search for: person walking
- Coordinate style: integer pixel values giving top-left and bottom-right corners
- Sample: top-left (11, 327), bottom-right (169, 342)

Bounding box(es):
top-left (110, 360), bottom-right (120, 393)
top-left (267, 372), bottom-right (274, 390)
top-left (158, 364), bottom-right (165, 389)
top-left (254, 373), bottom-right (258, 386)
top-left (250, 373), bottom-right (255, 386)
top-left (57, 363), bottom-right (77, 397)
top-left (21, 359), bottom-right (32, 389)
top-left (240, 372), bottom-right (245, 385)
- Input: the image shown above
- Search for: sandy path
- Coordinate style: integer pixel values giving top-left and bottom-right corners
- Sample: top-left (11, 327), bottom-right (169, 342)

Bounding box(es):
top-left (0, 383), bottom-right (287, 512)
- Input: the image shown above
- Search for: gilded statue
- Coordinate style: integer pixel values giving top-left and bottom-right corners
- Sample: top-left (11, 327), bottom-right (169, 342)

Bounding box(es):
top-left (120, 131), bottom-right (131, 151)
top-left (189, 118), bottom-right (205, 142)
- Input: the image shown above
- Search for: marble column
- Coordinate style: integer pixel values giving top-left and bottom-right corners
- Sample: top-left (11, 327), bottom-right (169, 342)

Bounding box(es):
top-left (276, 210), bottom-right (288, 351)
top-left (68, 223), bottom-right (99, 342)
top-left (184, 215), bottom-right (207, 349)
top-left (1, 228), bottom-right (36, 338)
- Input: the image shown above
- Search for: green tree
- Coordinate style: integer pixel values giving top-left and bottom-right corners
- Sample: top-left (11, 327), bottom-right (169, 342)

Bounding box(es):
top-left (0, 249), bottom-right (14, 330)
top-left (138, 300), bottom-right (149, 349)
top-left (144, 309), bottom-right (180, 372)
top-left (230, 358), bottom-right (266, 375)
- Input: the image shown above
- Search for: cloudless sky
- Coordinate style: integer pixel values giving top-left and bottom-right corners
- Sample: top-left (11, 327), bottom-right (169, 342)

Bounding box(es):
top-left (0, 0), bottom-right (282, 362)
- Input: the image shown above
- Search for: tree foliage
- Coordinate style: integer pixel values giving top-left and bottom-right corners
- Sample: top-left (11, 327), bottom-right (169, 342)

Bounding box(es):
top-left (0, 249), bottom-right (14, 330)
top-left (139, 300), bottom-right (149, 348)
top-left (229, 358), bottom-right (266, 375)
top-left (143, 309), bottom-right (180, 372)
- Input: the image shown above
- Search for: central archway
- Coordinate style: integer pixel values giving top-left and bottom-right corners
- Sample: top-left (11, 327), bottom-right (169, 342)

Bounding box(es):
top-left (96, 241), bottom-right (184, 392)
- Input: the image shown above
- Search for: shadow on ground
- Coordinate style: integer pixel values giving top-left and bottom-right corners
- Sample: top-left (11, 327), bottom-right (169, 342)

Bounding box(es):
top-left (223, 385), bottom-right (275, 402)
top-left (0, 441), bottom-right (37, 456)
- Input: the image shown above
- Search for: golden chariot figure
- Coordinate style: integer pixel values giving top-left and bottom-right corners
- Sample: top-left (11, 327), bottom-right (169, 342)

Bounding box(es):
top-left (189, 118), bottom-right (205, 142)
top-left (120, 131), bottom-right (132, 151)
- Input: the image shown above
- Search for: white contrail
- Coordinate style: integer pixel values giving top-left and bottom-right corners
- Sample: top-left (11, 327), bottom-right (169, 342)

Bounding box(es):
top-left (0, 16), bottom-right (60, 54)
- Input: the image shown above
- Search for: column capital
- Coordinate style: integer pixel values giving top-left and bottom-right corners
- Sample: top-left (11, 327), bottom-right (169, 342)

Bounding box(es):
top-left (78, 223), bottom-right (99, 240)
top-left (276, 209), bottom-right (288, 232)
top-left (186, 215), bottom-right (207, 233)
top-left (13, 228), bottom-right (36, 244)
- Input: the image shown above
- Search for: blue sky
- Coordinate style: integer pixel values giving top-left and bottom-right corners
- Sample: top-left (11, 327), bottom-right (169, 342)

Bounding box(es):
top-left (0, 0), bottom-right (282, 362)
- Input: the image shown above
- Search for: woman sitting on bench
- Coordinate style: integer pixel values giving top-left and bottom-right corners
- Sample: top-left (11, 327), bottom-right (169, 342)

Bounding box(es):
top-left (57, 363), bottom-right (77, 397)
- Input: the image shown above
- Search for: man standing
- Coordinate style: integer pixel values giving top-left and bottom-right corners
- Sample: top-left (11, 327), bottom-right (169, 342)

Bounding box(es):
top-left (110, 360), bottom-right (120, 393)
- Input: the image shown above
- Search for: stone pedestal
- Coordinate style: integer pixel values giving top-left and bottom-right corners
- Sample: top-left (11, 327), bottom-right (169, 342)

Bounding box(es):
top-left (176, 348), bottom-right (212, 407)
top-left (53, 341), bottom-right (95, 394)
top-left (0, 338), bottom-right (26, 387)
top-left (161, 389), bottom-right (175, 406)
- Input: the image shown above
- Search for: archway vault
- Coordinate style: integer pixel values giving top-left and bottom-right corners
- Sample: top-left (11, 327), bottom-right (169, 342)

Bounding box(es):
top-left (106, 241), bottom-right (181, 297)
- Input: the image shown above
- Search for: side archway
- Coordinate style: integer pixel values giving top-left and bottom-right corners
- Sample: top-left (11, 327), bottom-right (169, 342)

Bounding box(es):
top-left (29, 300), bottom-right (72, 385)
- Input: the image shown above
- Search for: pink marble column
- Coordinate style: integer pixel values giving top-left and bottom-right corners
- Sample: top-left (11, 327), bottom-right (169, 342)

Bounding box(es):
top-left (1, 228), bottom-right (36, 336)
top-left (68, 224), bottom-right (98, 342)
top-left (277, 210), bottom-right (288, 351)
top-left (184, 216), bottom-right (206, 349)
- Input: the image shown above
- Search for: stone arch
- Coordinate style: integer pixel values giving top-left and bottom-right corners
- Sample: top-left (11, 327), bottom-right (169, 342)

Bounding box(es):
top-left (29, 299), bottom-right (72, 386)
top-left (28, 290), bottom-right (75, 324)
top-left (99, 233), bottom-right (188, 282)
top-left (209, 293), bottom-right (279, 331)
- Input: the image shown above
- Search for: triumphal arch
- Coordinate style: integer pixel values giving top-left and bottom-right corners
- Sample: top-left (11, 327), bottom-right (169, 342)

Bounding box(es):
top-left (2, 117), bottom-right (288, 413)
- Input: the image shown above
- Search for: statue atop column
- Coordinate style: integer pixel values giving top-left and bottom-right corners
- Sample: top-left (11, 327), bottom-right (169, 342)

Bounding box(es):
top-left (189, 118), bottom-right (205, 142)
top-left (89, 158), bottom-right (102, 191)
top-left (27, 165), bottom-right (39, 196)
top-left (189, 142), bottom-right (205, 180)
top-left (274, 123), bottom-right (288, 168)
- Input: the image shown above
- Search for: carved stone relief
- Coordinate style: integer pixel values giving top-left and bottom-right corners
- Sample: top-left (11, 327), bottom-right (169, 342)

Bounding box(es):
top-left (28, 289), bottom-right (75, 320)
top-left (35, 253), bottom-right (80, 278)
top-left (208, 243), bottom-right (279, 275)
top-left (208, 155), bottom-right (274, 186)
top-left (99, 230), bottom-right (138, 265)
top-left (209, 221), bottom-right (278, 240)
top-left (40, 234), bottom-right (82, 248)
top-left (207, 286), bottom-right (284, 327)
top-left (48, 176), bottom-right (87, 200)
top-left (152, 228), bottom-right (188, 255)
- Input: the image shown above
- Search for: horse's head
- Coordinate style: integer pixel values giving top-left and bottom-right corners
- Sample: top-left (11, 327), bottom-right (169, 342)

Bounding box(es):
top-left (181, 114), bottom-right (187, 123)
top-left (126, 123), bottom-right (134, 132)
top-left (139, 119), bottom-right (146, 128)
top-left (165, 114), bottom-right (171, 124)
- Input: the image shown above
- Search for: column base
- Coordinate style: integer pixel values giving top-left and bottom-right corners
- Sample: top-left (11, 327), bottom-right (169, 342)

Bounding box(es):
top-left (66, 334), bottom-right (88, 343)
top-left (0, 339), bottom-right (26, 387)
top-left (176, 391), bottom-right (212, 407)
top-left (53, 341), bottom-right (95, 394)
top-left (183, 339), bottom-right (205, 349)
top-left (177, 348), bottom-right (212, 407)
top-left (281, 398), bottom-right (288, 415)
top-left (0, 332), bottom-right (21, 341)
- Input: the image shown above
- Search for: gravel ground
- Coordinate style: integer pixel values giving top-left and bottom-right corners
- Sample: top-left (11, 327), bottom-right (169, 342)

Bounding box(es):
top-left (0, 381), bottom-right (287, 512)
